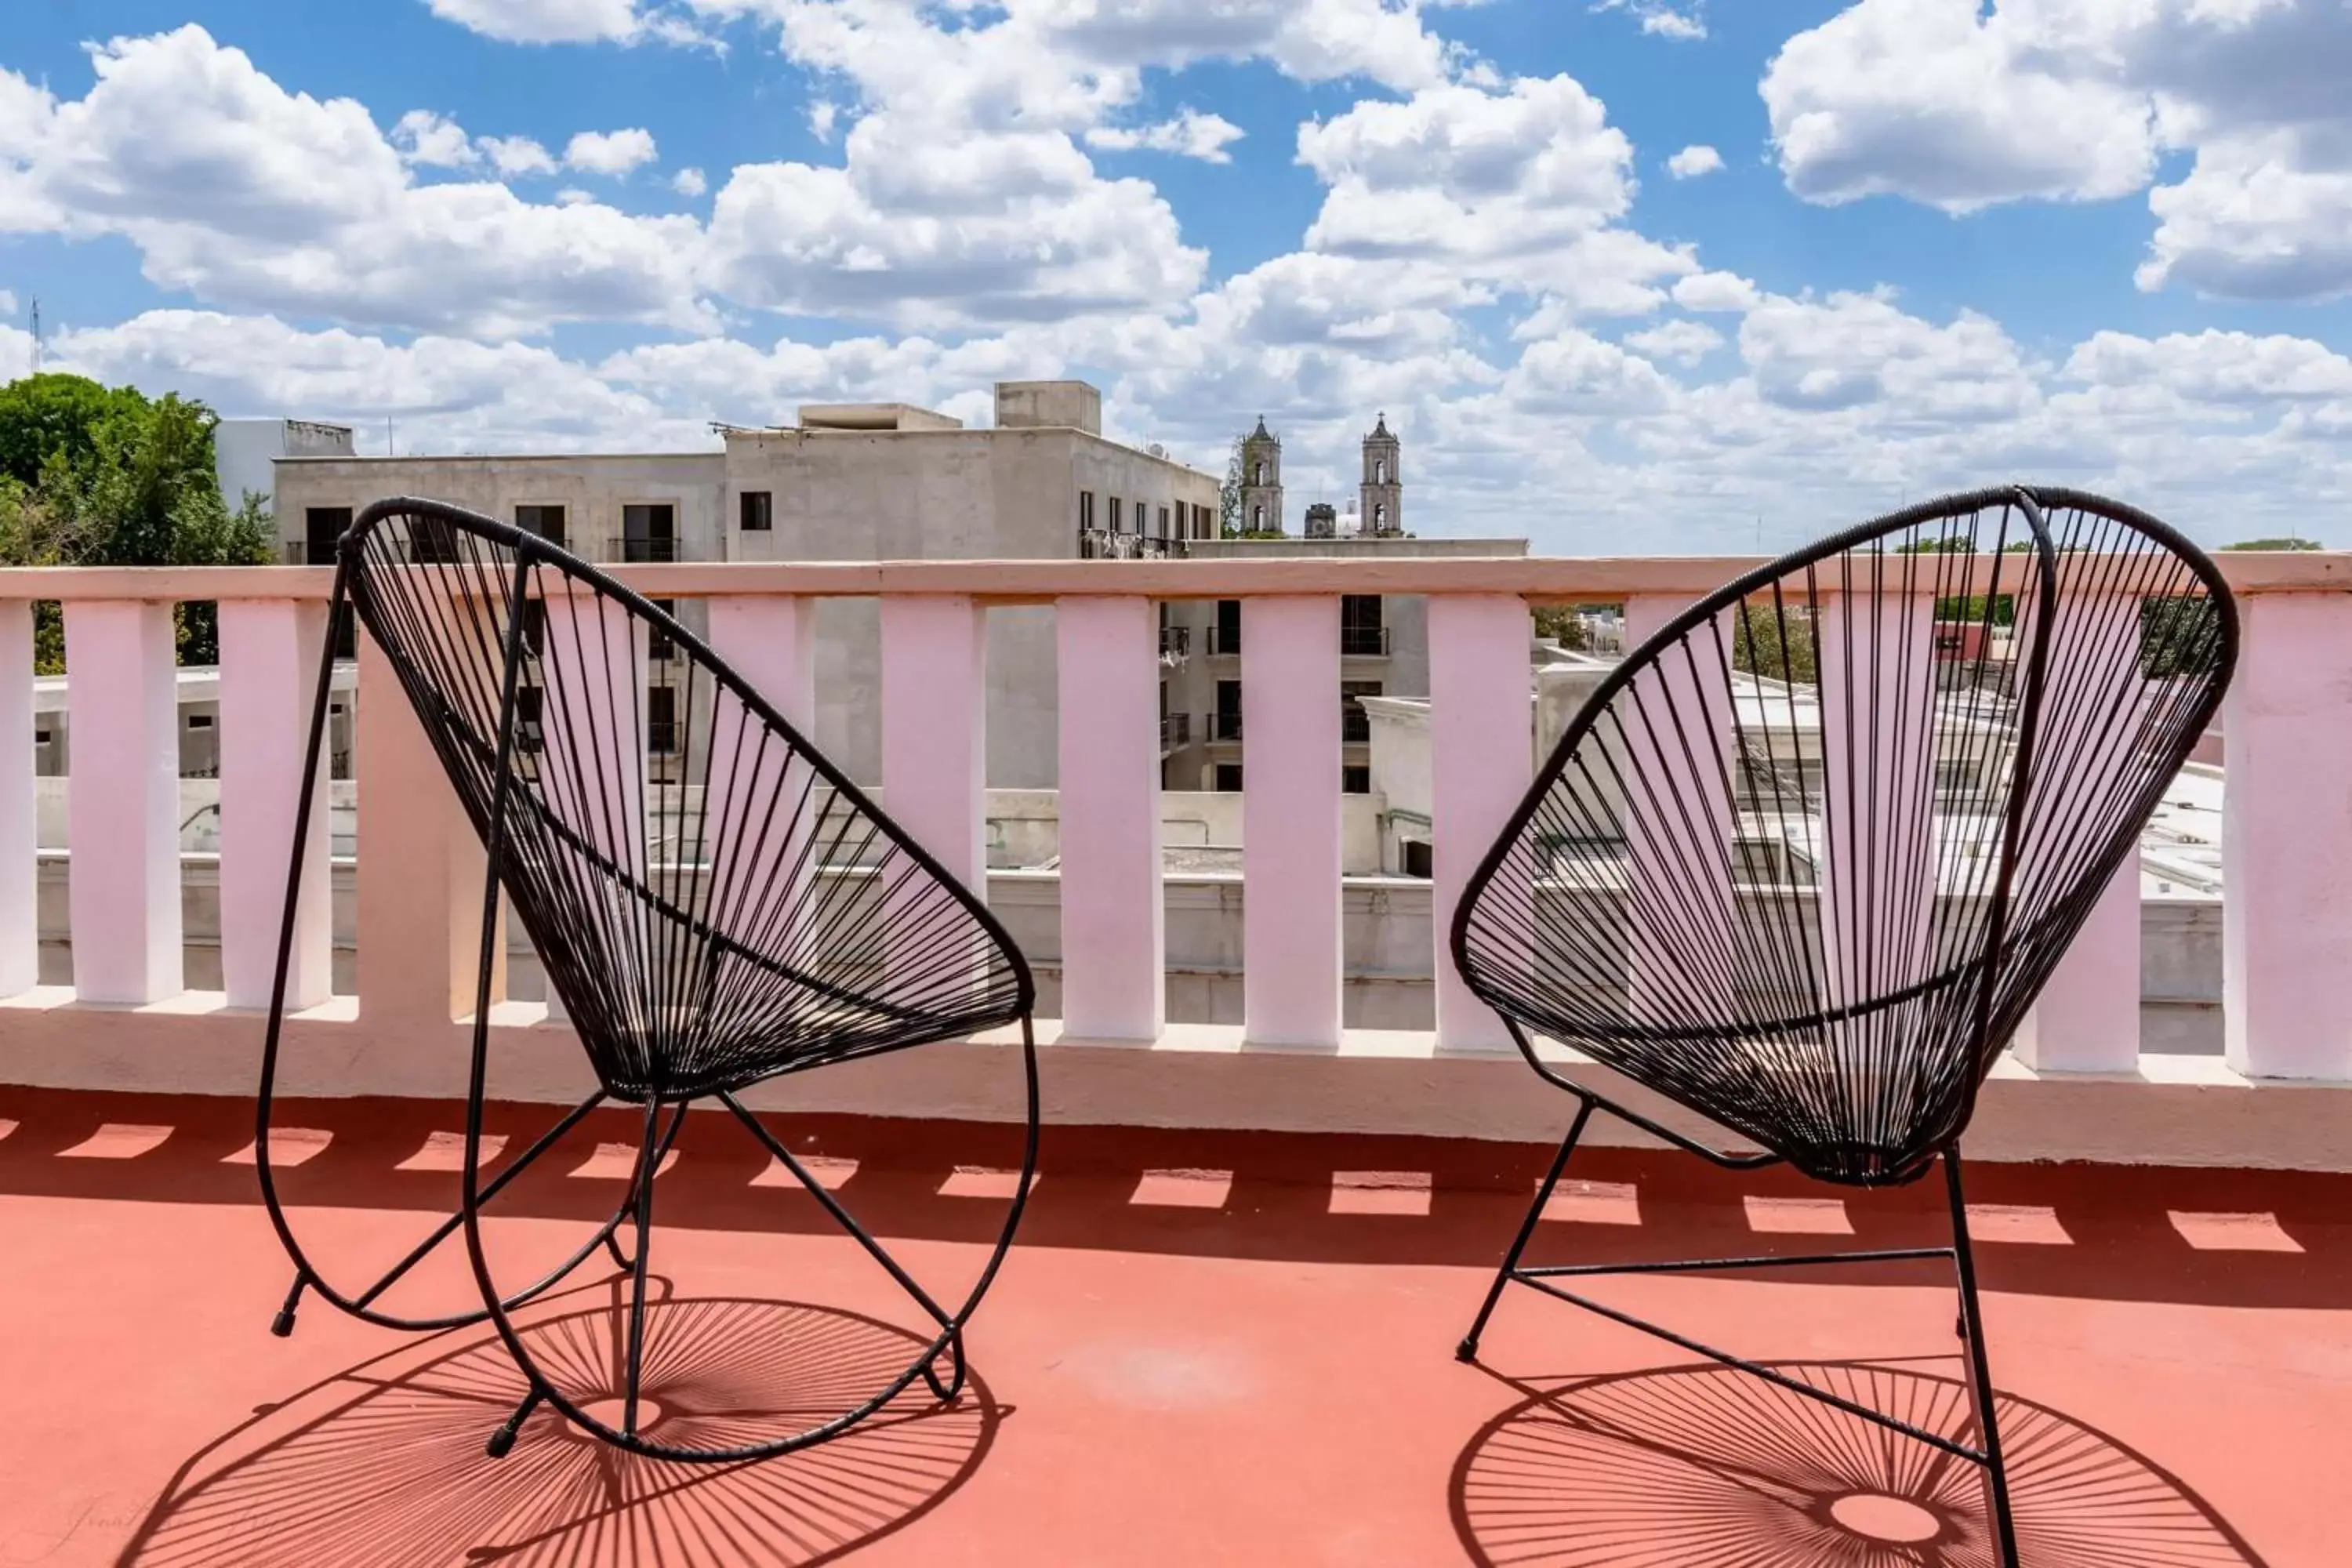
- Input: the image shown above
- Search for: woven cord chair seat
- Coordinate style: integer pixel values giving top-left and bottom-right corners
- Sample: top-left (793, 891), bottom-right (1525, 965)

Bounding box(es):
top-left (1455, 486), bottom-right (2233, 1185)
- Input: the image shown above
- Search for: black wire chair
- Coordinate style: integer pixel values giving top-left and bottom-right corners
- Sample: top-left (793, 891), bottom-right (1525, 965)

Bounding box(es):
top-left (1450, 486), bottom-right (2235, 1566)
top-left (253, 497), bottom-right (1038, 1462)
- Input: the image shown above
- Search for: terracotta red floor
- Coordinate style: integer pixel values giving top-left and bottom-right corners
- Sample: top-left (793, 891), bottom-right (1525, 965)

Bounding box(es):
top-left (0, 1088), bottom-right (2347, 1566)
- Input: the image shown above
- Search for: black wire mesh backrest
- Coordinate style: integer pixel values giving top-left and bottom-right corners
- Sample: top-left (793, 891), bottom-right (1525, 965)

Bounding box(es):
top-left (1453, 487), bottom-right (2234, 1185)
top-left (340, 497), bottom-right (1030, 1102)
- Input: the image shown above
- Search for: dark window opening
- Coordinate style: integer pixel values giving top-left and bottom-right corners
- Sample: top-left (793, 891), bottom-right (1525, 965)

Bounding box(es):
top-left (521, 598), bottom-right (546, 656)
top-left (1080, 491), bottom-right (1095, 531)
top-left (1402, 839), bottom-right (1432, 878)
top-left (409, 516), bottom-right (460, 564)
top-left (1109, 496), bottom-right (1124, 532)
top-left (515, 504), bottom-right (566, 546)
top-left (649, 601), bottom-right (677, 659)
top-left (1342, 764), bottom-right (1371, 795)
top-left (187, 713), bottom-right (214, 731)
top-left (1214, 677), bottom-right (1243, 741)
top-left (739, 490), bottom-right (773, 532)
top-left (1343, 680), bottom-right (1381, 743)
top-left (622, 503), bottom-right (677, 563)
top-left (647, 684), bottom-right (678, 755)
top-left (1341, 595), bottom-right (1385, 656)
top-left (514, 688), bottom-right (545, 755)
top-left (1214, 599), bottom-right (1242, 655)
top-left (1214, 762), bottom-right (1244, 792)
top-left (305, 506), bottom-right (352, 564)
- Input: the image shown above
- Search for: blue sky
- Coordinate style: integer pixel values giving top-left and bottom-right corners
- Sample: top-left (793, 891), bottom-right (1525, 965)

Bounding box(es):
top-left (3, 0), bottom-right (2350, 550)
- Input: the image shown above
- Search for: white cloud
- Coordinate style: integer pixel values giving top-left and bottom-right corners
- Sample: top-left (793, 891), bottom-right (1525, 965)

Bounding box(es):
top-left (564, 126), bottom-right (659, 176)
top-left (1763, 0), bottom-right (2352, 299)
top-left (1087, 109), bottom-right (1247, 164)
top-left (808, 100), bottom-right (840, 143)
top-left (1738, 288), bottom-right (2037, 422)
top-left (1672, 270), bottom-right (1761, 312)
top-left (1302, 78), bottom-right (1633, 262)
top-left (0, 289), bottom-right (15, 318)
top-left (1666, 143), bottom-right (1722, 179)
top-left (672, 165), bottom-right (707, 196)
top-left (1762, 0), bottom-right (2156, 212)
top-left (1625, 318), bottom-right (1723, 364)
top-left (703, 114), bottom-right (1205, 328)
top-left (1593, 2), bottom-right (1708, 41)
top-left (425, 0), bottom-right (649, 45)
top-left (479, 135), bottom-right (559, 177)
top-left (391, 109), bottom-right (480, 169)
top-left (2, 27), bottom-right (707, 337)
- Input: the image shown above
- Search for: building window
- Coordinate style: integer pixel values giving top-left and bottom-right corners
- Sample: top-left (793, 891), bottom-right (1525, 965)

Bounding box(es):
top-left (187, 713), bottom-right (214, 731)
top-left (1215, 762), bottom-right (1243, 792)
top-left (649, 601), bottom-right (677, 659)
top-left (1157, 505), bottom-right (1171, 537)
top-left (1342, 680), bottom-right (1381, 743)
top-left (622, 503), bottom-right (676, 563)
top-left (515, 504), bottom-right (566, 546)
top-left (1374, 503), bottom-right (1388, 530)
top-left (1253, 460), bottom-right (1265, 485)
top-left (647, 684), bottom-right (678, 754)
top-left (521, 598), bottom-right (546, 656)
top-left (1402, 839), bottom-right (1432, 878)
top-left (410, 515), bottom-right (460, 564)
top-left (1250, 503), bottom-right (1264, 529)
top-left (1214, 599), bottom-right (1241, 655)
top-left (1374, 459), bottom-right (1388, 485)
top-left (1109, 496), bottom-right (1123, 532)
top-left (304, 506), bottom-right (353, 564)
top-left (1080, 491), bottom-right (1095, 531)
top-left (1343, 764), bottom-right (1371, 795)
top-left (1214, 677), bottom-right (1243, 740)
top-left (514, 688), bottom-right (545, 755)
top-left (739, 490), bottom-right (773, 532)
top-left (1341, 596), bottom-right (1385, 657)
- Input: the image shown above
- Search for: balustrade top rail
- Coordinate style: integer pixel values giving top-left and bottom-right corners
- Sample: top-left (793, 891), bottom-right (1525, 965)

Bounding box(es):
top-left (15, 550), bottom-right (2345, 603)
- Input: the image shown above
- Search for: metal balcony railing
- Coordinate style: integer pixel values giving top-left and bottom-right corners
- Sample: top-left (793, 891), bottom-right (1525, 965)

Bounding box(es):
top-left (622, 536), bottom-right (681, 564)
top-left (1210, 711), bottom-right (1243, 742)
top-left (1160, 713), bottom-right (1192, 753)
top-left (1208, 625), bottom-right (1241, 656)
top-left (1341, 625), bottom-right (1392, 657)
top-left (1160, 626), bottom-right (1191, 665)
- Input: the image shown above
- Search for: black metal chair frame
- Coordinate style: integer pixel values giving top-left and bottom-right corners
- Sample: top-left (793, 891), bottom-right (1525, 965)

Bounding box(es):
top-left (1449, 486), bottom-right (2237, 1566)
top-left (253, 498), bottom-right (1040, 1463)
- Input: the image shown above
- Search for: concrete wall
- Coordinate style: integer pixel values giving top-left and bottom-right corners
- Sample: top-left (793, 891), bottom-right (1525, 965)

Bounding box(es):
top-left (216, 418), bottom-right (353, 514)
top-left (273, 452), bottom-right (729, 564)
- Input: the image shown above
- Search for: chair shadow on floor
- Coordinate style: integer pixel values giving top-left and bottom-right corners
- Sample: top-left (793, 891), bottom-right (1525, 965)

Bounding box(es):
top-left (116, 1284), bottom-right (1000, 1568)
top-left (1450, 1359), bottom-right (2267, 1568)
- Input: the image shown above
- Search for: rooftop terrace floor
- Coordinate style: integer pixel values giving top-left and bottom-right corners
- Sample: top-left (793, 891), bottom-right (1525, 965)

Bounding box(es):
top-left (0, 1088), bottom-right (2346, 1566)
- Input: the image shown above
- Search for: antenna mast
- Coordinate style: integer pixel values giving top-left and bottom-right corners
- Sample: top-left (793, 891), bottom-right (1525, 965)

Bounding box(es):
top-left (29, 296), bottom-right (41, 375)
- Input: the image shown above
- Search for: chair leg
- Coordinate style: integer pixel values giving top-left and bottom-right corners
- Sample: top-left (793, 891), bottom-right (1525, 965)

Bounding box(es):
top-left (1460, 1096), bottom-right (1594, 1363)
top-left (1946, 1149), bottom-right (2020, 1568)
top-left (620, 1100), bottom-right (662, 1439)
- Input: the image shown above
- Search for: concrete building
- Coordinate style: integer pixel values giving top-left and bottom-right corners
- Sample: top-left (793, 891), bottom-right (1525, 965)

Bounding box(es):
top-left (213, 418), bottom-right (354, 514)
top-left (269, 380), bottom-right (1220, 788)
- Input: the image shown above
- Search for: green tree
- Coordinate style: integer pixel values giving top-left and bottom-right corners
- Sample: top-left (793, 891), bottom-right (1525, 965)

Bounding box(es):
top-left (0, 374), bottom-right (147, 491)
top-left (1732, 599), bottom-right (1817, 684)
top-left (2222, 536), bottom-right (2322, 551)
top-left (0, 375), bottom-right (274, 666)
top-left (1532, 605), bottom-right (1590, 650)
